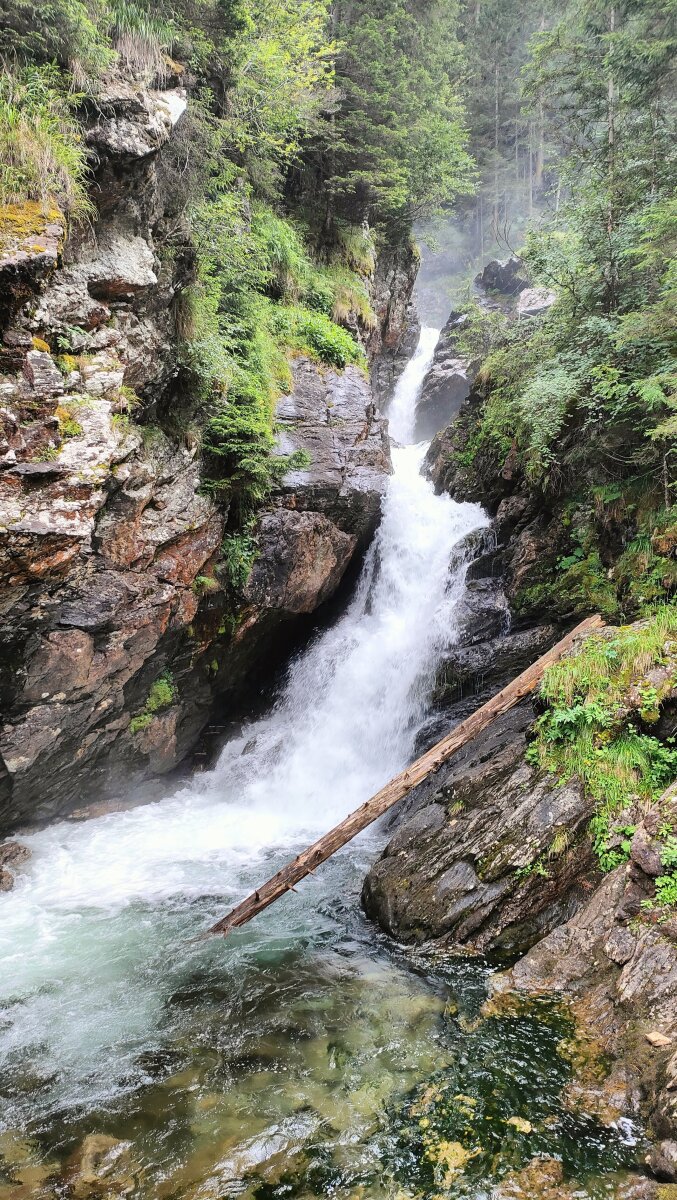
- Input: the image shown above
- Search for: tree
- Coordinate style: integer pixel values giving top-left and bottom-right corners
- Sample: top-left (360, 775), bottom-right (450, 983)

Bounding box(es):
top-left (309, 0), bottom-right (474, 234)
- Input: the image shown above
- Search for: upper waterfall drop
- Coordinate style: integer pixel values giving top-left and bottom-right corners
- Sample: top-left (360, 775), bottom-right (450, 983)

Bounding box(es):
top-left (387, 325), bottom-right (440, 445)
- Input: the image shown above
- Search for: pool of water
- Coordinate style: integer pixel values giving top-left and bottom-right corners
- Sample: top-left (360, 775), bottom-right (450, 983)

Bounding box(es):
top-left (0, 847), bottom-right (641, 1199)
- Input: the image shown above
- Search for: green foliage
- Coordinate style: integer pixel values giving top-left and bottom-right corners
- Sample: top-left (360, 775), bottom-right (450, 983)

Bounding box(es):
top-left (530, 607), bottom-right (677, 873)
top-left (454, 1), bottom-right (677, 620)
top-left (0, 0), bottom-right (111, 76)
top-left (269, 305), bottom-right (364, 369)
top-left (0, 65), bottom-right (92, 215)
top-left (220, 532), bottom-right (257, 593)
top-left (192, 574), bottom-right (220, 595)
top-left (107, 0), bottom-right (171, 77)
top-left (311, 0), bottom-right (475, 230)
top-left (184, 189), bottom-right (366, 520)
top-left (653, 872), bottom-right (677, 909)
top-left (56, 406), bottom-right (83, 438)
top-left (129, 671), bottom-right (176, 734)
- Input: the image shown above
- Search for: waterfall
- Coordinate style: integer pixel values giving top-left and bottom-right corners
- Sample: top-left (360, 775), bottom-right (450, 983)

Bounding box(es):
top-left (0, 328), bottom-right (489, 1128)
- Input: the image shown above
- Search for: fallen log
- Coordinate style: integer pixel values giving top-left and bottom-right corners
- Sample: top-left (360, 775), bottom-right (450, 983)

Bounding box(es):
top-left (208, 613), bottom-right (604, 937)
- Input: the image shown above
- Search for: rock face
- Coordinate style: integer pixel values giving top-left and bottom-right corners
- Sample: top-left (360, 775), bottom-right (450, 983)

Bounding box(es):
top-left (362, 701), bottom-right (599, 954)
top-left (496, 793), bottom-right (677, 1169)
top-left (247, 361), bottom-right (390, 617)
top-left (272, 358), bottom-right (391, 543)
top-left (367, 242), bottom-right (420, 402)
top-left (0, 84), bottom-right (395, 834)
top-left (475, 257), bottom-right (528, 296)
top-left (414, 311), bottom-right (473, 442)
top-left (424, 387), bottom-right (562, 615)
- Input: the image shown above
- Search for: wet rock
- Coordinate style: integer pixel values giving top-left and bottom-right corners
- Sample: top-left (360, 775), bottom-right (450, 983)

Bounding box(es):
top-left (362, 701), bottom-right (598, 953)
top-left (647, 1139), bottom-right (677, 1181)
top-left (0, 840), bottom-right (30, 869)
top-left (490, 1155), bottom-right (570, 1199)
top-left (494, 802), bottom-right (677, 1158)
top-left (273, 358), bottom-right (391, 542)
top-left (434, 624), bottom-right (557, 706)
top-left (414, 312), bottom-right (472, 441)
top-left (516, 286), bottom-right (556, 318)
top-left (246, 511), bottom-right (356, 615)
top-left (476, 257), bottom-right (529, 296)
top-left (70, 1133), bottom-right (137, 1197)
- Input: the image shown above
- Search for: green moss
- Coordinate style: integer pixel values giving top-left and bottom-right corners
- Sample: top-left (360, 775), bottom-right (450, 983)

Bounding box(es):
top-left (129, 671), bottom-right (176, 736)
top-left (530, 606), bottom-right (677, 872)
top-left (129, 713), bottom-right (153, 735)
top-left (192, 574), bottom-right (220, 595)
top-left (0, 199), bottom-right (62, 247)
top-left (56, 353), bottom-right (78, 375)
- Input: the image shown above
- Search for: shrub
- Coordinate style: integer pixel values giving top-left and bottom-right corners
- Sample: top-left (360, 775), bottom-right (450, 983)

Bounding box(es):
top-left (221, 532), bottom-right (258, 593)
top-left (270, 305), bottom-right (364, 368)
top-left (0, 0), bottom-right (111, 77)
top-left (251, 206), bottom-right (311, 301)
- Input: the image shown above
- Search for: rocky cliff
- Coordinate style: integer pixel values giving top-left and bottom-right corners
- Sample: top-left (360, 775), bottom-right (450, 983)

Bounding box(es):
top-left (0, 81), bottom-right (400, 833)
top-left (363, 606), bottom-right (677, 1178)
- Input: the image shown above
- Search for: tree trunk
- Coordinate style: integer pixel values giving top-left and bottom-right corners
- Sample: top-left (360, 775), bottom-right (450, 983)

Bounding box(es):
top-left (493, 60), bottom-right (500, 237)
top-left (207, 616), bottom-right (605, 938)
top-left (606, 4), bottom-right (617, 311)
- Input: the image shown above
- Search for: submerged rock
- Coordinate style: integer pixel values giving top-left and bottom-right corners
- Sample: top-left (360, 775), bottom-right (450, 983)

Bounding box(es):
top-left (0, 840), bottom-right (31, 891)
top-left (69, 1133), bottom-right (138, 1197)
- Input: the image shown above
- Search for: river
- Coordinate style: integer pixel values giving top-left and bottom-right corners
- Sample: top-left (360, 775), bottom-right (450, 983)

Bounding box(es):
top-left (0, 331), bottom-right (638, 1198)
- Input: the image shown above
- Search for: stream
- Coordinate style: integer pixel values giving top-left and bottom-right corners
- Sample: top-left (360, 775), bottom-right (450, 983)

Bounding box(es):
top-left (0, 331), bottom-right (640, 1198)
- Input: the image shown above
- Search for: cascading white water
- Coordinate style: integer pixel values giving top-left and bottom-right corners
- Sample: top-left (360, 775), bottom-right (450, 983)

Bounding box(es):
top-left (0, 328), bottom-right (489, 1130)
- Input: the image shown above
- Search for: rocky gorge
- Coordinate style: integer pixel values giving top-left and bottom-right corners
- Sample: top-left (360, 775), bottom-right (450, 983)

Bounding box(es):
top-left (359, 269), bottom-right (677, 1192)
top-left (0, 79), bottom-right (419, 834)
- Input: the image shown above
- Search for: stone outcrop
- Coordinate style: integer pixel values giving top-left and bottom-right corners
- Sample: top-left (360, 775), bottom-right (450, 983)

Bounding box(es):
top-left (414, 311), bottom-right (473, 441)
top-left (0, 839), bottom-right (30, 891)
top-left (475, 256), bottom-right (529, 296)
top-left (492, 793), bottom-right (677, 1176)
top-left (362, 700), bottom-right (599, 954)
top-left (0, 83), bottom-right (395, 833)
top-left (0, 205), bottom-right (65, 340)
top-left (424, 386), bottom-right (561, 616)
top-left (367, 242), bottom-right (420, 402)
top-left (516, 285), bottom-right (557, 318)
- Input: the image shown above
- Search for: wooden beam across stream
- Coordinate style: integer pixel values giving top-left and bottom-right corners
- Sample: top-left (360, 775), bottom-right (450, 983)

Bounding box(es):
top-left (207, 613), bottom-right (604, 938)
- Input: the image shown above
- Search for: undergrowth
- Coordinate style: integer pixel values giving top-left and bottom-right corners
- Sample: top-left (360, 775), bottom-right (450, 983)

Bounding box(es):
top-left (184, 190), bottom-right (368, 525)
top-left (528, 606), bottom-right (677, 886)
top-left (0, 64), bottom-right (91, 216)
